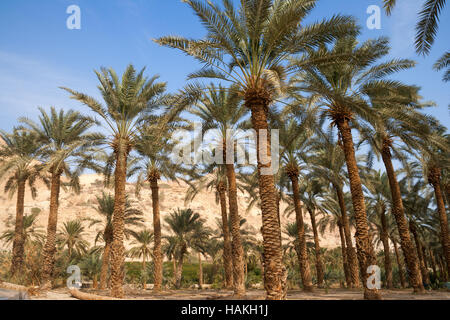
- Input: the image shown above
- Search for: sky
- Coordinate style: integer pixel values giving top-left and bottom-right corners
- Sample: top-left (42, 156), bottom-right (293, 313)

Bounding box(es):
top-left (0, 0), bottom-right (449, 133)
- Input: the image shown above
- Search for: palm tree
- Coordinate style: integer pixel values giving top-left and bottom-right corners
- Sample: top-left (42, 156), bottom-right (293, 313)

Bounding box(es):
top-left (128, 229), bottom-right (154, 290)
top-left (308, 134), bottom-right (360, 288)
top-left (80, 250), bottom-right (102, 289)
top-left (191, 224), bottom-right (213, 290)
top-left (318, 195), bottom-right (351, 288)
top-left (358, 85), bottom-right (431, 293)
top-left (164, 208), bottom-right (206, 289)
top-left (294, 36), bottom-right (416, 299)
top-left (0, 129), bottom-right (47, 276)
top-left (186, 84), bottom-right (248, 295)
top-left (185, 167), bottom-right (233, 289)
top-left (155, 0), bottom-right (358, 300)
top-left (1, 211), bottom-right (45, 250)
top-left (134, 119), bottom-right (182, 292)
top-left (20, 107), bottom-right (100, 289)
top-left (89, 192), bottom-right (144, 290)
top-left (364, 171), bottom-right (394, 289)
top-left (62, 65), bottom-right (168, 297)
top-left (57, 220), bottom-right (89, 259)
top-left (278, 118), bottom-right (313, 291)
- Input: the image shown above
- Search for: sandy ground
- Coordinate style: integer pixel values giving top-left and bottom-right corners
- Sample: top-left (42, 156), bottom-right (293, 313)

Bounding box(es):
top-left (29, 288), bottom-right (450, 300)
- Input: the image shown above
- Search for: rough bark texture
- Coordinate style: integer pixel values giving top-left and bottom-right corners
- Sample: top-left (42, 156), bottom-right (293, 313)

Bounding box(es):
top-left (110, 141), bottom-right (128, 298)
top-left (392, 239), bottom-right (406, 288)
top-left (381, 145), bottom-right (423, 292)
top-left (69, 289), bottom-right (120, 300)
top-left (40, 170), bottom-right (62, 289)
top-left (10, 179), bottom-right (26, 276)
top-left (336, 119), bottom-right (381, 300)
top-left (218, 182), bottom-right (233, 289)
top-left (224, 158), bottom-right (246, 296)
top-left (198, 252), bottom-right (203, 289)
top-left (409, 222), bottom-right (430, 287)
top-left (338, 220), bottom-right (351, 288)
top-left (99, 240), bottom-right (111, 290)
top-left (335, 185), bottom-right (360, 288)
top-left (150, 176), bottom-right (163, 292)
top-left (380, 206), bottom-right (393, 289)
top-left (288, 170), bottom-right (313, 292)
top-left (308, 208), bottom-right (325, 287)
top-left (246, 91), bottom-right (284, 300)
top-left (428, 167), bottom-right (450, 277)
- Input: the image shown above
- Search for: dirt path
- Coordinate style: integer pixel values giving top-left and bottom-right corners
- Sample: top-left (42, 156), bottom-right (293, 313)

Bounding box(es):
top-left (30, 288), bottom-right (449, 300)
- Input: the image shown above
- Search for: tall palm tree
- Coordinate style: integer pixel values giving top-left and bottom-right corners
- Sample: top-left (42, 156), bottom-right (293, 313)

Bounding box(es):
top-left (0, 129), bottom-right (47, 276)
top-left (308, 134), bottom-right (360, 288)
top-left (185, 167), bottom-right (233, 289)
top-left (62, 65), bottom-right (168, 297)
top-left (358, 85), bottom-right (431, 293)
top-left (128, 229), bottom-right (154, 290)
top-left (89, 192), bottom-right (144, 290)
top-left (20, 107), bottom-right (100, 289)
top-left (155, 0), bottom-right (358, 300)
top-left (364, 171), bottom-right (394, 289)
top-left (294, 36), bottom-right (416, 299)
top-left (279, 118), bottom-right (314, 291)
top-left (187, 84), bottom-right (248, 296)
top-left (134, 119), bottom-right (182, 292)
top-left (57, 220), bottom-right (89, 259)
top-left (164, 208), bottom-right (206, 289)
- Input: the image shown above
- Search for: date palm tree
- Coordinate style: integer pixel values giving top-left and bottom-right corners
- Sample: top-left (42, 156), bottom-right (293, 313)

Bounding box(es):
top-left (57, 220), bottom-right (89, 259)
top-left (308, 134), bottom-right (360, 288)
top-left (185, 166), bottom-right (233, 289)
top-left (89, 192), bottom-right (144, 290)
top-left (128, 229), bottom-right (154, 290)
top-left (1, 211), bottom-right (45, 251)
top-left (62, 65), bottom-right (168, 297)
top-left (20, 107), bottom-right (100, 289)
top-left (364, 171), bottom-right (394, 289)
top-left (357, 84), bottom-right (432, 292)
top-left (0, 129), bottom-right (47, 276)
top-left (293, 36), bottom-right (416, 299)
top-left (186, 84), bottom-right (248, 295)
top-left (164, 208), bottom-right (207, 289)
top-left (134, 119), bottom-right (183, 292)
top-left (155, 0), bottom-right (358, 300)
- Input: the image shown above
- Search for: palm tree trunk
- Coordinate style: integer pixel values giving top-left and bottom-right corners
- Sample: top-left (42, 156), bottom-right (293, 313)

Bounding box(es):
top-left (175, 256), bottom-right (184, 289)
top-left (428, 167), bottom-right (450, 277)
top-left (142, 255), bottom-right (146, 290)
top-left (198, 252), bottom-right (203, 289)
top-left (246, 96), bottom-right (284, 300)
top-left (288, 171), bottom-right (313, 291)
top-left (41, 170), bottom-right (62, 289)
top-left (338, 220), bottom-right (351, 288)
top-left (336, 119), bottom-right (381, 300)
top-left (392, 239), bottom-right (406, 289)
top-left (110, 142), bottom-right (128, 298)
top-left (380, 206), bottom-right (393, 289)
top-left (172, 257), bottom-right (177, 285)
top-left (381, 145), bottom-right (424, 292)
top-left (217, 182), bottom-right (233, 289)
top-left (428, 248), bottom-right (438, 281)
top-left (10, 179), bottom-right (26, 277)
top-left (99, 241), bottom-right (111, 290)
top-left (335, 184), bottom-right (360, 288)
top-left (150, 177), bottom-right (163, 292)
top-left (223, 145), bottom-right (246, 296)
top-left (308, 208), bottom-right (325, 287)
top-left (409, 221), bottom-right (430, 287)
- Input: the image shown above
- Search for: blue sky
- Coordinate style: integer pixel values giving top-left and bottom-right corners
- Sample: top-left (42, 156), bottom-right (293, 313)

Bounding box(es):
top-left (0, 0), bottom-right (448, 132)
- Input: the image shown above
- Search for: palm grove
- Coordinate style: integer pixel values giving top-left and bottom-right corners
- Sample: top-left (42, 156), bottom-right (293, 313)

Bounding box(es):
top-left (0, 0), bottom-right (448, 300)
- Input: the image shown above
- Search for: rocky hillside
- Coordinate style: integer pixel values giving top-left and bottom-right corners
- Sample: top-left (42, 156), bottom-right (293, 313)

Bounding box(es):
top-left (0, 174), bottom-right (342, 250)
